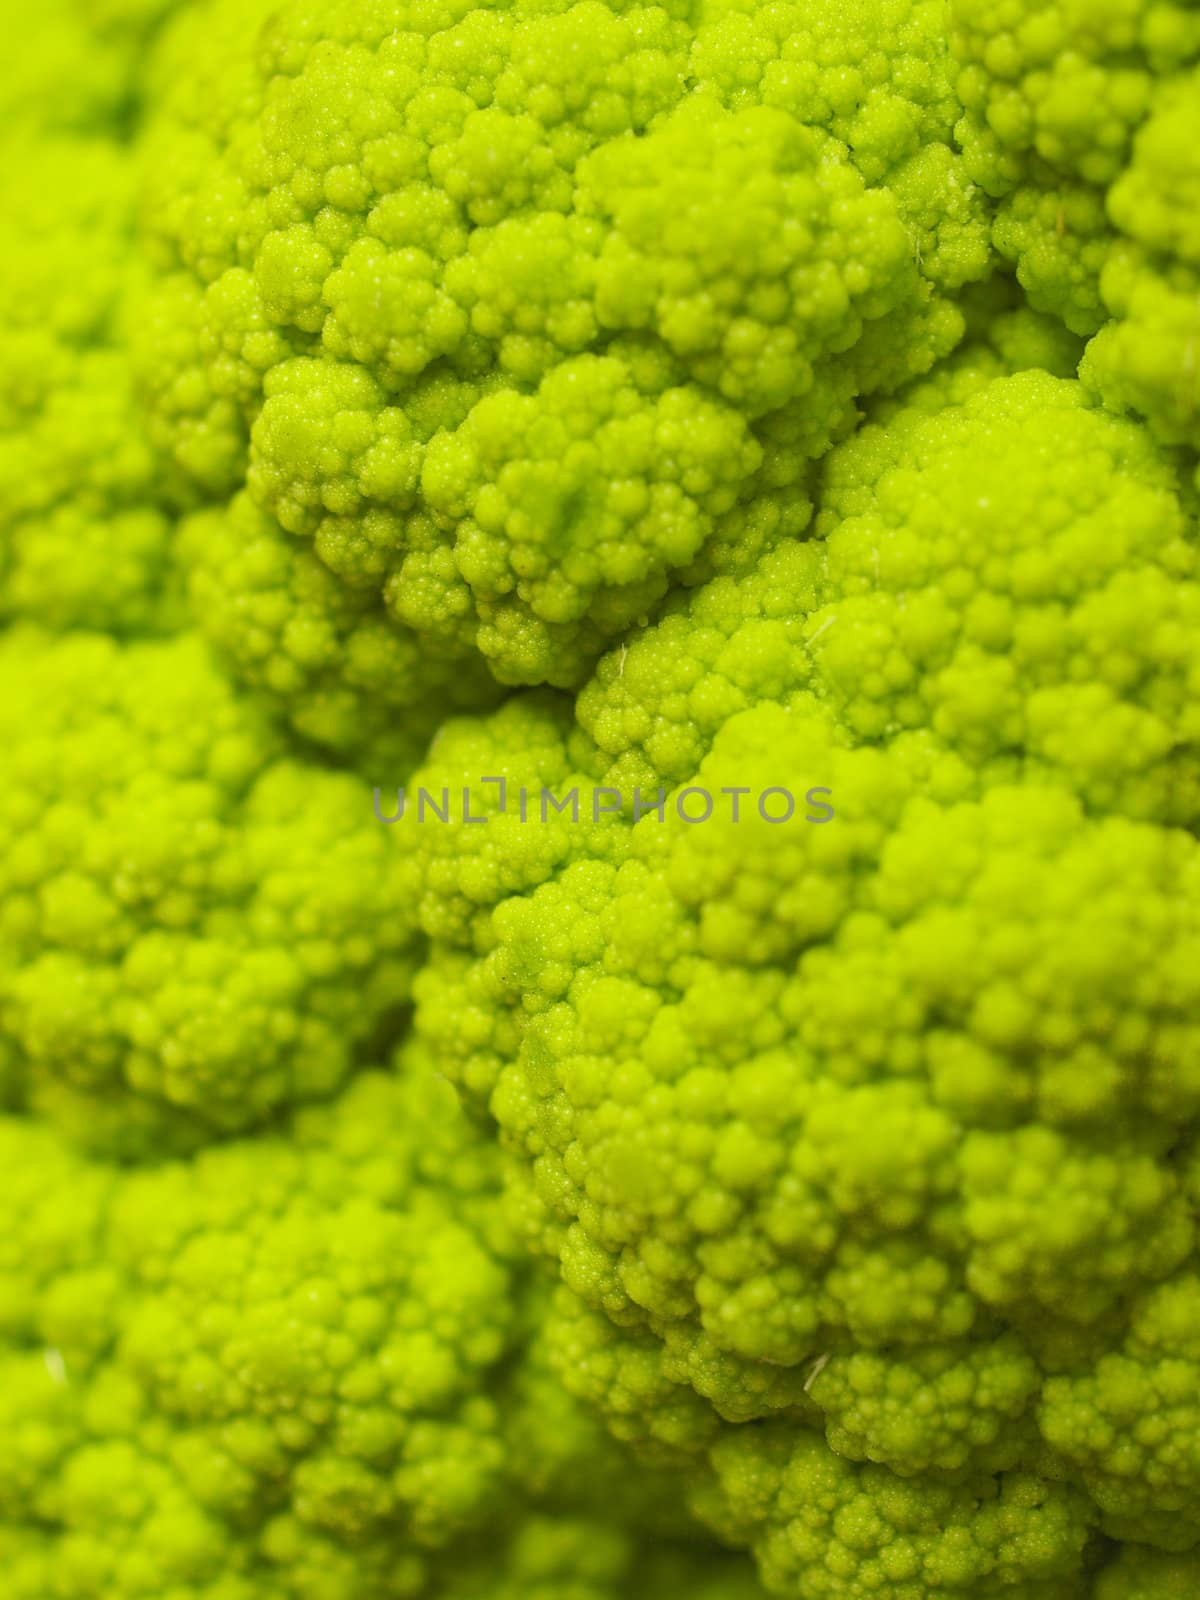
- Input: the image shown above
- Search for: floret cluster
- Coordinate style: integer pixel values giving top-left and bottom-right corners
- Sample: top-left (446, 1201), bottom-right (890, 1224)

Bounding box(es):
top-left (3, 0), bottom-right (1200, 1596)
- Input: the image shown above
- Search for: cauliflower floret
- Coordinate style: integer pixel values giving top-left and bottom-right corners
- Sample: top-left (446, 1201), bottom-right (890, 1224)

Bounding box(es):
top-left (0, 629), bottom-right (418, 1149)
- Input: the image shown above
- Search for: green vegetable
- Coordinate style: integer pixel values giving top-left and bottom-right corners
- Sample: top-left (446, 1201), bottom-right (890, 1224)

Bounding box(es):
top-left (951, 0), bottom-right (1200, 461)
top-left (132, 0), bottom-right (984, 711)
top-left (0, 1049), bottom-right (750, 1596)
top-left (2, 0), bottom-right (1199, 1595)
top-left (0, 628), bottom-right (418, 1150)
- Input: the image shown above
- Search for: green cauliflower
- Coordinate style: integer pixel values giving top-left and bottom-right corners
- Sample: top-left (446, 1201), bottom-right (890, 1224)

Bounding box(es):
top-left (401, 691), bottom-right (1200, 1592)
top-left (578, 367), bottom-right (1200, 821)
top-left (805, 368), bottom-right (1200, 821)
top-left (949, 0), bottom-right (1200, 467)
top-left (1, 0), bottom-right (185, 134)
top-left (0, 1046), bottom-right (764, 1598)
top-left (2, 0), bottom-right (1199, 1595)
top-left (179, 491), bottom-right (503, 774)
top-left (0, 140), bottom-right (186, 635)
top-left (377, 353), bottom-right (1200, 1596)
top-left (131, 0), bottom-right (989, 700)
top-left (0, 628), bottom-right (417, 1149)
